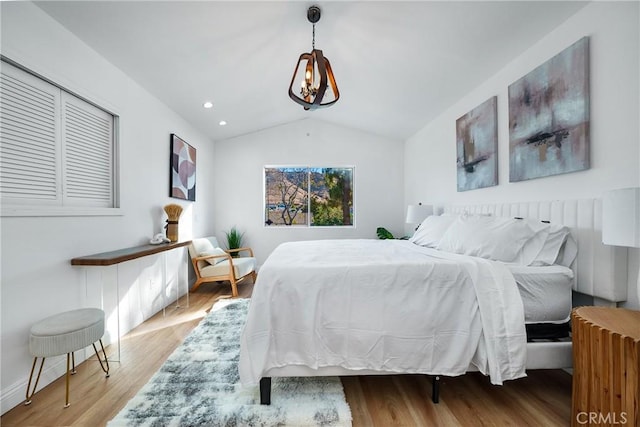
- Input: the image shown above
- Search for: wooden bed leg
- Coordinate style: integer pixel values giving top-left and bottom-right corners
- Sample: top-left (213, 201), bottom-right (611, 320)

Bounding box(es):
top-left (259, 377), bottom-right (271, 405)
top-left (432, 376), bottom-right (440, 403)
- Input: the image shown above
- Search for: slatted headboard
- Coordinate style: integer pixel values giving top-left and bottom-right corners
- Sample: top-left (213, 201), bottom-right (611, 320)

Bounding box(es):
top-left (442, 199), bottom-right (628, 303)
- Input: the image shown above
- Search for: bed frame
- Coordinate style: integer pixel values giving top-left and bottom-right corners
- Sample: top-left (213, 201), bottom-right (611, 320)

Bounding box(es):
top-left (258, 198), bottom-right (628, 404)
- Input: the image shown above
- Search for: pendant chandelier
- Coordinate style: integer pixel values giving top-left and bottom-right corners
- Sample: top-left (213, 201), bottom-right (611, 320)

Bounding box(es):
top-left (288, 5), bottom-right (339, 110)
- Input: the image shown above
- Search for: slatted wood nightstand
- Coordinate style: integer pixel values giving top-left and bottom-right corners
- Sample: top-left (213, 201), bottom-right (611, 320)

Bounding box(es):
top-left (571, 306), bottom-right (640, 427)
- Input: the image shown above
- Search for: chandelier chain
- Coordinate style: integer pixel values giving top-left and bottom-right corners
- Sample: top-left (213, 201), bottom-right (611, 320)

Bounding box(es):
top-left (312, 23), bottom-right (315, 50)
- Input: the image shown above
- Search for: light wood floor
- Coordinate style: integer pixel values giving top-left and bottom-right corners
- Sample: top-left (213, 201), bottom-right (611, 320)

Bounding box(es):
top-left (1, 281), bottom-right (572, 426)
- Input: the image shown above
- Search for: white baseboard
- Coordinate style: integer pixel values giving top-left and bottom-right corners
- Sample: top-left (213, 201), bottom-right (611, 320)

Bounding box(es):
top-left (1, 349), bottom-right (89, 415)
top-left (2, 283), bottom-right (189, 415)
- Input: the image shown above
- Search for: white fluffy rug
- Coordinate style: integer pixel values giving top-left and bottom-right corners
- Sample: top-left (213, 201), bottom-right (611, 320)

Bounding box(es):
top-left (107, 298), bottom-right (352, 427)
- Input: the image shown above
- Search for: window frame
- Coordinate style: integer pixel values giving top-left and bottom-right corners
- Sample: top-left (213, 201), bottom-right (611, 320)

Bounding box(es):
top-left (263, 165), bottom-right (355, 228)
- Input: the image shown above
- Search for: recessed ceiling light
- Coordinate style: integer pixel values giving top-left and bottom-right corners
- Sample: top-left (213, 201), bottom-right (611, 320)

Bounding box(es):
top-left (203, 101), bottom-right (213, 109)
top-left (219, 120), bottom-right (227, 126)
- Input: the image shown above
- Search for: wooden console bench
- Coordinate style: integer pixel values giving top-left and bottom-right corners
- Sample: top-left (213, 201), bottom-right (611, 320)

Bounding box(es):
top-left (71, 241), bottom-right (191, 360)
top-left (71, 241), bottom-right (191, 266)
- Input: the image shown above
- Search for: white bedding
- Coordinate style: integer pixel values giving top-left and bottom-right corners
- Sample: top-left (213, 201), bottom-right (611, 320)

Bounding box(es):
top-left (239, 239), bottom-right (527, 387)
top-left (509, 265), bottom-right (574, 324)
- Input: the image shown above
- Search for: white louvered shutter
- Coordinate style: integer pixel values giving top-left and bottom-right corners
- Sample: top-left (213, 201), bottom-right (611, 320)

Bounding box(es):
top-left (0, 62), bottom-right (62, 205)
top-left (62, 92), bottom-right (113, 207)
top-left (1, 60), bottom-right (116, 212)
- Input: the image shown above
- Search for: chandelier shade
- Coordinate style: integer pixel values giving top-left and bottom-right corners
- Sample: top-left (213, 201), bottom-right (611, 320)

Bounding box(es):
top-left (288, 6), bottom-right (339, 110)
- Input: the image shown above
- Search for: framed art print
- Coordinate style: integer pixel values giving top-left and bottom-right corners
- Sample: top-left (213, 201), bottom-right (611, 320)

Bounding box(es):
top-left (456, 96), bottom-right (498, 192)
top-left (170, 134), bottom-right (196, 201)
top-left (508, 37), bottom-right (590, 182)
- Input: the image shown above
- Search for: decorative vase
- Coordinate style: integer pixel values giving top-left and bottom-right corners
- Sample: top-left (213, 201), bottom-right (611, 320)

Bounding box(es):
top-left (166, 221), bottom-right (179, 242)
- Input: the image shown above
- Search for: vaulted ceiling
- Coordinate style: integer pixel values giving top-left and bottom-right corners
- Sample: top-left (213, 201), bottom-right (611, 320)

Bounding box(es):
top-left (36, 1), bottom-right (588, 142)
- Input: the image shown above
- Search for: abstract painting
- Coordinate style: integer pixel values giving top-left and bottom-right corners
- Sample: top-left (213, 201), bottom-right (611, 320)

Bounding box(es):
top-left (508, 37), bottom-right (590, 182)
top-left (170, 134), bottom-right (196, 201)
top-left (456, 96), bottom-right (498, 192)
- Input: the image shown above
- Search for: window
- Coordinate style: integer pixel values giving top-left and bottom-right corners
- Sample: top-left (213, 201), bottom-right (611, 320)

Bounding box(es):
top-left (0, 60), bottom-right (118, 215)
top-left (264, 166), bottom-right (354, 227)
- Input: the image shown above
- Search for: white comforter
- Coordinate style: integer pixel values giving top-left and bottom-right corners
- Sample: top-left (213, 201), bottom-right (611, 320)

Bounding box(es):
top-left (239, 239), bottom-right (526, 386)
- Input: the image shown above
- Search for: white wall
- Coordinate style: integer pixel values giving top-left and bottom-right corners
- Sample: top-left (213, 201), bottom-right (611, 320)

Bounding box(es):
top-left (0, 2), bottom-right (216, 413)
top-left (213, 118), bottom-right (404, 265)
top-left (404, 2), bottom-right (640, 308)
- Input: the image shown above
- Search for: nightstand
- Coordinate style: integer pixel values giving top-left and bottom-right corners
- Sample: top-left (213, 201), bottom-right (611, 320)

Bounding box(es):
top-left (571, 306), bottom-right (640, 427)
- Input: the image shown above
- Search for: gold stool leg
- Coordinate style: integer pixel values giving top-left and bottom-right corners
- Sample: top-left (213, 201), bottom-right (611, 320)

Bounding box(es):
top-left (24, 357), bottom-right (45, 405)
top-left (71, 351), bottom-right (76, 375)
top-left (92, 340), bottom-right (110, 378)
top-left (64, 353), bottom-right (71, 408)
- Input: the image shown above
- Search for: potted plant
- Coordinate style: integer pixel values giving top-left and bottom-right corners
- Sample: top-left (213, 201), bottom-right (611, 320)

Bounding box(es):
top-left (224, 226), bottom-right (245, 257)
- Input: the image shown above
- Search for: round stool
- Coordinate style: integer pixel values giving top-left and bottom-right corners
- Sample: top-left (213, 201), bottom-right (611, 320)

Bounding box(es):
top-left (25, 308), bottom-right (110, 408)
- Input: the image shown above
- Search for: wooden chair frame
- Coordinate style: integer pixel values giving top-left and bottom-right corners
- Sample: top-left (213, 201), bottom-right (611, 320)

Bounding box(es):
top-left (190, 247), bottom-right (257, 296)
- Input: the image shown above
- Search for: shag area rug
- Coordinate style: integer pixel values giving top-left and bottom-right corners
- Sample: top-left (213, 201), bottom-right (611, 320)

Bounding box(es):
top-left (107, 298), bottom-right (352, 427)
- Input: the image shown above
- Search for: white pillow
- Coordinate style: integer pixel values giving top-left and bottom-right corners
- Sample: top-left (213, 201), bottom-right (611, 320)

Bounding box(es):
top-left (555, 233), bottom-right (577, 267)
top-left (409, 215), bottom-right (456, 248)
top-left (530, 225), bottom-right (571, 266)
top-left (436, 215), bottom-right (547, 262)
top-left (191, 237), bottom-right (214, 255)
top-left (511, 221), bottom-right (550, 266)
top-left (200, 247), bottom-right (228, 265)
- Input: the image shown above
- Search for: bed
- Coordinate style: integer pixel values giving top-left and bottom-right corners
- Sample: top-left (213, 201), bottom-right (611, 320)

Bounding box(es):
top-left (239, 198), bottom-right (628, 404)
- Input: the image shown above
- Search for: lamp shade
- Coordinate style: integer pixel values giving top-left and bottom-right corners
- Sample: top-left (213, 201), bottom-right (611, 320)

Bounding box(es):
top-left (602, 187), bottom-right (640, 248)
top-left (406, 204), bottom-right (433, 224)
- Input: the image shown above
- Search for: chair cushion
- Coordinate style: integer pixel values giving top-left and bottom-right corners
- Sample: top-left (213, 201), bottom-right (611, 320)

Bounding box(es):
top-left (200, 257), bottom-right (257, 280)
top-left (29, 308), bottom-right (105, 357)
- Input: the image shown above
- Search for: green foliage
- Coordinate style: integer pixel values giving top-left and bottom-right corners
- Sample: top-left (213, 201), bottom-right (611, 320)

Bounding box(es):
top-left (224, 226), bottom-right (244, 255)
top-left (323, 168), bottom-right (353, 226)
top-left (309, 168), bottom-right (353, 226)
top-left (311, 198), bottom-right (344, 226)
top-left (376, 227), bottom-right (395, 240)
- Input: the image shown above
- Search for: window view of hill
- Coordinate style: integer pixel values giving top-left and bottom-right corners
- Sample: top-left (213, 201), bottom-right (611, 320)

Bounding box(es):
top-left (264, 167), bottom-right (353, 226)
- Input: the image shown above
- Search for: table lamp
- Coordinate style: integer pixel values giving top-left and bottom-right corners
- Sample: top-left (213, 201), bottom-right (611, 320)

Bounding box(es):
top-left (602, 187), bottom-right (640, 305)
top-left (406, 203), bottom-right (433, 230)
